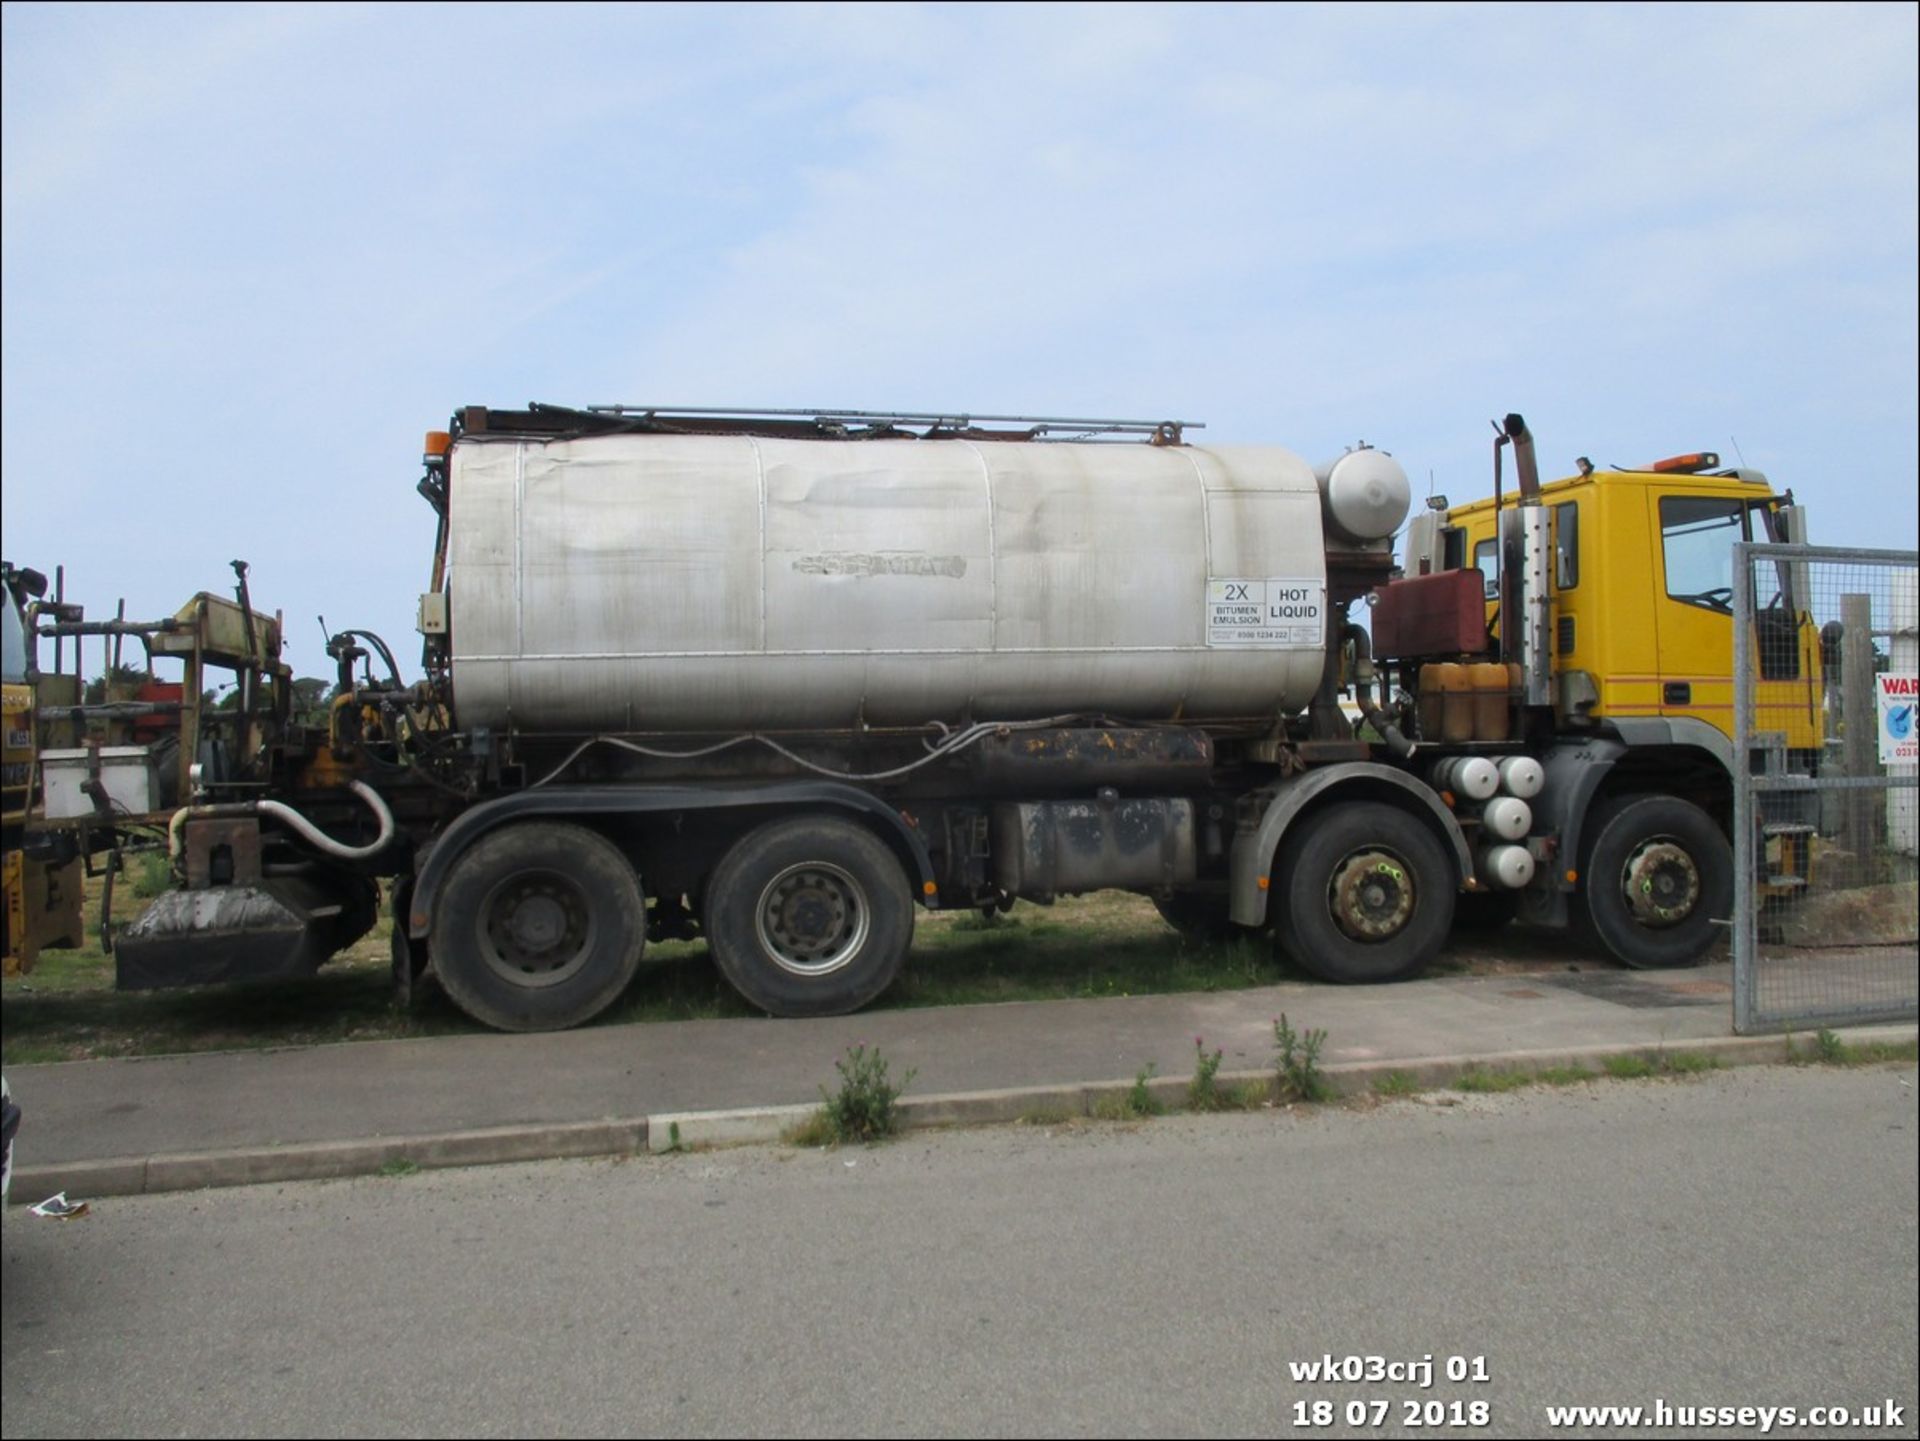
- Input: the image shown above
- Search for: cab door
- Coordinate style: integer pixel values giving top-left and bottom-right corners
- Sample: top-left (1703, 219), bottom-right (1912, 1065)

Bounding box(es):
top-left (1649, 492), bottom-right (1747, 741)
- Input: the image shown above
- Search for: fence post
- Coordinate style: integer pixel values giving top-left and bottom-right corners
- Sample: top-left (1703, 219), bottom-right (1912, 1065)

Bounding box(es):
top-left (1840, 592), bottom-right (1878, 861)
top-left (1732, 542), bottom-right (1755, 1033)
top-left (1891, 571), bottom-right (1918, 867)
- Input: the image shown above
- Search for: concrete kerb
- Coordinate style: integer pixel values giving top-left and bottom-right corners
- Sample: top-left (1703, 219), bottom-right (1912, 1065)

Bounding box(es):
top-left (8, 1025), bottom-right (1912, 1204)
top-left (662, 1026), bottom-right (1919, 1149)
top-left (10, 1118), bottom-right (649, 1206)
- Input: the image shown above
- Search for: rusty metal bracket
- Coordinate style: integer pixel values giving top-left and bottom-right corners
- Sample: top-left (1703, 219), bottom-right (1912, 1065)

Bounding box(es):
top-left (184, 816), bottom-right (264, 889)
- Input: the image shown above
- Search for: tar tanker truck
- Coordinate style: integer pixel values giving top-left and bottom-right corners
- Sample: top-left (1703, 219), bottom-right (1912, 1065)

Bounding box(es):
top-left (56, 404), bottom-right (1811, 1031)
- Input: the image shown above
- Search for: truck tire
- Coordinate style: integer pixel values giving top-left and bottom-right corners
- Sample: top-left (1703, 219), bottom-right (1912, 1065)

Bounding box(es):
top-left (1152, 891), bottom-right (1242, 945)
top-left (704, 815), bottom-right (914, 1018)
top-left (389, 876), bottom-right (429, 1010)
top-left (1575, 795), bottom-right (1731, 969)
top-left (431, 822), bottom-right (646, 1032)
top-left (1274, 802), bottom-right (1455, 984)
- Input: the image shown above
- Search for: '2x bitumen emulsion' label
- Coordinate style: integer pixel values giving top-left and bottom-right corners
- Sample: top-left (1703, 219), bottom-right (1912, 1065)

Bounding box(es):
top-left (1206, 578), bottom-right (1325, 647)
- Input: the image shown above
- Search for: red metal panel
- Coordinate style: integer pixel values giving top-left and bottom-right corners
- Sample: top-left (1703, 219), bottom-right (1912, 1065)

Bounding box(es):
top-left (1370, 570), bottom-right (1489, 658)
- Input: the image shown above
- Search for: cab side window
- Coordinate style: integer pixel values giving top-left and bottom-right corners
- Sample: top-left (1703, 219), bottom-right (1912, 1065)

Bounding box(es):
top-left (1659, 497), bottom-right (1745, 613)
top-left (1472, 539), bottom-right (1499, 600)
top-left (1553, 501), bottom-right (1578, 589)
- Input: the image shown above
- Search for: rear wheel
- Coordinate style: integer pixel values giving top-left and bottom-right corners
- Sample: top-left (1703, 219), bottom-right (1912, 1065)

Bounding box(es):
top-left (1275, 802), bottom-right (1455, 984)
top-left (1576, 795), bottom-right (1731, 969)
top-left (432, 822), bottom-right (646, 1032)
top-left (704, 815), bottom-right (914, 1017)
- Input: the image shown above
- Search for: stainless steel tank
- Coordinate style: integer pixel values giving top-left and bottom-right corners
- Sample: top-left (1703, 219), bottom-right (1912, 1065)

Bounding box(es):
top-left (445, 433), bottom-right (1391, 732)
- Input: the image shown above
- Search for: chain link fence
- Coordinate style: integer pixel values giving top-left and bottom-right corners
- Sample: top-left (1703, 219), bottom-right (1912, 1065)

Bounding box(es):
top-left (1732, 542), bottom-right (1918, 1033)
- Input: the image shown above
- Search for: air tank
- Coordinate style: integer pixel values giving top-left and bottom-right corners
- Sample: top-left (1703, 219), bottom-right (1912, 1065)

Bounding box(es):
top-left (1431, 755), bottom-right (1499, 801)
top-left (445, 432), bottom-right (1409, 733)
top-left (1496, 755), bottom-right (1545, 799)
top-left (1481, 844), bottom-right (1535, 889)
top-left (1313, 445), bottom-right (1411, 545)
top-left (1482, 796), bottom-right (1534, 842)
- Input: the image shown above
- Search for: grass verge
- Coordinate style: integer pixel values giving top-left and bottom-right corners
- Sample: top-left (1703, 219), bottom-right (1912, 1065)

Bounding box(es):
top-left (1796, 1029), bottom-right (1919, 1066)
top-left (5, 888), bottom-right (1310, 1063)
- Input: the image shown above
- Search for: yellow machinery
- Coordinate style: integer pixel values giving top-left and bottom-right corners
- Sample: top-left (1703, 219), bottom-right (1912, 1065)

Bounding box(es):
top-left (2, 566), bottom-right (85, 975)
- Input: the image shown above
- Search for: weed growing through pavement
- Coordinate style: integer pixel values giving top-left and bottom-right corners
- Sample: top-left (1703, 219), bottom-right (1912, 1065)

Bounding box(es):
top-left (1603, 1053), bottom-right (1658, 1080)
top-left (783, 1109), bottom-right (836, 1147)
top-left (1274, 1013), bottom-right (1331, 1102)
top-left (818, 1043), bottom-right (917, 1144)
top-left (1454, 1066), bottom-right (1530, 1094)
top-left (1373, 1070), bottom-right (1419, 1097)
top-left (377, 1157), bottom-right (419, 1179)
top-left (1188, 1037), bottom-right (1228, 1112)
top-left (1093, 1062), bottom-right (1165, 1120)
top-left (1661, 1051), bottom-right (1723, 1075)
top-left (1535, 1065), bottom-right (1599, 1085)
top-left (1799, 1029), bottom-right (1915, 1066)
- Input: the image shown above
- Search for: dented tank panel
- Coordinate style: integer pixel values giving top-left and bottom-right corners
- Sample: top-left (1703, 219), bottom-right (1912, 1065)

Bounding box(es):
top-left (446, 433), bottom-right (1338, 732)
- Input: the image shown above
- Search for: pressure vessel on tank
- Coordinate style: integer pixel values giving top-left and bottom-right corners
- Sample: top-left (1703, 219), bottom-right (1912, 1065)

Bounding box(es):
top-left (1313, 445), bottom-right (1412, 545)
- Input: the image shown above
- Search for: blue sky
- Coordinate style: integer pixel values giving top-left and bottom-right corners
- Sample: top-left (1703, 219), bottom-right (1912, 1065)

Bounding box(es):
top-left (4, 1), bottom-right (1915, 682)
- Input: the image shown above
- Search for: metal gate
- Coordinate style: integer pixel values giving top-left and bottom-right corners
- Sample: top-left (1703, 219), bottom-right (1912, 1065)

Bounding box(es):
top-left (1733, 542), bottom-right (1919, 1033)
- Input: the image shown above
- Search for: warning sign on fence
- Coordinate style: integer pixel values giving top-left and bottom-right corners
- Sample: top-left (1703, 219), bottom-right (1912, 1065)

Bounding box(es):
top-left (1880, 673), bottom-right (1918, 764)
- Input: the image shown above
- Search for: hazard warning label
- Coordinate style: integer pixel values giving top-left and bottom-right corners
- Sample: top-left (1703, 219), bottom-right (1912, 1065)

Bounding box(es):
top-left (1206, 578), bottom-right (1325, 647)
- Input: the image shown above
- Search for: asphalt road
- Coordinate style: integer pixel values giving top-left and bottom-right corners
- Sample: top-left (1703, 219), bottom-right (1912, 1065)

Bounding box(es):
top-left (3, 1065), bottom-right (1915, 1439)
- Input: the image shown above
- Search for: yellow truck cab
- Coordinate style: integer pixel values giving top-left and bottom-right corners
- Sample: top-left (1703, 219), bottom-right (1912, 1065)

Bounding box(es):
top-left (1382, 423), bottom-right (1820, 970)
top-left (1442, 454), bottom-right (1820, 757)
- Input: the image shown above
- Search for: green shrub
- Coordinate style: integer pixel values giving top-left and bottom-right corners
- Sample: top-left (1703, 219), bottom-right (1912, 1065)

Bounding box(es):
top-left (130, 851), bottom-right (174, 899)
top-left (819, 1043), bottom-right (916, 1144)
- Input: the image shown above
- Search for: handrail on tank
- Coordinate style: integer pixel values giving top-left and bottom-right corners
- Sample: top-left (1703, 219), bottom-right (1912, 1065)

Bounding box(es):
top-left (462, 401), bottom-right (1203, 445)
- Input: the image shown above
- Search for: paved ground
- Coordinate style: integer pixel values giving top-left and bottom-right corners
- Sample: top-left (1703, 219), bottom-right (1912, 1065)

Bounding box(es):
top-left (12, 955), bottom-right (1909, 1204)
top-left (5, 1065), bottom-right (1916, 1438)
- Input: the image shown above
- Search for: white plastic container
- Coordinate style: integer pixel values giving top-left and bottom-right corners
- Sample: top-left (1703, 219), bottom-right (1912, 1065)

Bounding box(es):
top-left (41, 746), bottom-right (160, 819)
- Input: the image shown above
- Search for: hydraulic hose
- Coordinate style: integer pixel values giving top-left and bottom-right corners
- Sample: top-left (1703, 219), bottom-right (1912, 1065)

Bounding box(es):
top-left (257, 779), bottom-right (395, 861)
top-left (1343, 622), bottom-right (1417, 759)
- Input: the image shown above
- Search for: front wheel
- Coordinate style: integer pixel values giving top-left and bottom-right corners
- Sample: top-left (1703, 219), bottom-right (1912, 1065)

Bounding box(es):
top-left (1576, 795), bottom-right (1731, 969)
top-left (431, 822), bottom-right (647, 1032)
top-left (704, 815), bottom-right (914, 1017)
top-left (1274, 802), bottom-right (1455, 984)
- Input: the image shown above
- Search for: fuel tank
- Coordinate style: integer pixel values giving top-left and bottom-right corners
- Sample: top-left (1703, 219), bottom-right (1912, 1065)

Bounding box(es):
top-left (445, 432), bottom-right (1398, 732)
